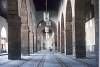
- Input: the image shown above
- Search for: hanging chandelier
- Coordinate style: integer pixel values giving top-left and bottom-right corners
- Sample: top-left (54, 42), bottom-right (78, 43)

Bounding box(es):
top-left (44, 0), bottom-right (50, 33)
top-left (44, 0), bottom-right (49, 22)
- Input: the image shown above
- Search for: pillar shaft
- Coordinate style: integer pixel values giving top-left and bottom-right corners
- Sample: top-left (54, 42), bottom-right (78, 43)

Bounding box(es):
top-left (66, 27), bottom-right (72, 54)
top-left (41, 36), bottom-right (43, 50)
top-left (94, 0), bottom-right (99, 66)
top-left (60, 23), bottom-right (62, 52)
top-left (75, 0), bottom-right (86, 58)
top-left (61, 32), bottom-right (64, 53)
top-left (57, 29), bottom-right (59, 51)
top-left (58, 23), bottom-right (60, 52)
top-left (37, 35), bottom-right (41, 51)
top-left (34, 30), bottom-right (37, 52)
top-left (8, 0), bottom-right (21, 60)
top-left (36, 32), bottom-right (41, 51)
top-left (33, 34), bottom-right (34, 53)
top-left (55, 34), bottom-right (57, 50)
top-left (29, 31), bottom-right (33, 54)
top-left (20, 0), bottom-right (30, 55)
top-left (66, 0), bottom-right (72, 55)
top-left (21, 24), bottom-right (30, 55)
top-left (60, 21), bottom-right (65, 53)
top-left (75, 22), bottom-right (86, 58)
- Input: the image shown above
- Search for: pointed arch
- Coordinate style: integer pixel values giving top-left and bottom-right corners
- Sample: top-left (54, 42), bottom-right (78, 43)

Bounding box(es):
top-left (1, 27), bottom-right (7, 38)
top-left (66, 0), bottom-right (72, 22)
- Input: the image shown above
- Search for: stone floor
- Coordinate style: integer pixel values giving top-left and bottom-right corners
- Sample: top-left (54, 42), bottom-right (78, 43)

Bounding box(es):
top-left (0, 50), bottom-right (97, 67)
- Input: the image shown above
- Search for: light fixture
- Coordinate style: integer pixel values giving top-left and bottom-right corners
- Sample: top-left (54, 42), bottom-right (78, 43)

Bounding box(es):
top-left (44, 0), bottom-right (49, 33)
top-left (44, 0), bottom-right (50, 22)
top-left (44, 12), bottom-right (49, 22)
top-left (45, 26), bottom-right (49, 33)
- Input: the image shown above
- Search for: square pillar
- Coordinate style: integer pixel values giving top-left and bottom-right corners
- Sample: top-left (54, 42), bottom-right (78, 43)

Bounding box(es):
top-left (33, 34), bottom-right (34, 53)
top-left (75, 22), bottom-right (86, 58)
top-left (57, 23), bottom-right (60, 52)
top-left (94, 0), bottom-right (99, 66)
top-left (8, 0), bottom-right (21, 60)
top-left (34, 30), bottom-right (37, 52)
top-left (29, 31), bottom-right (33, 54)
top-left (75, 0), bottom-right (86, 58)
top-left (21, 24), bottom-right (30, 55)
top-left (55, 34), bottom-right (57, 50)
top-left (66, 29), bottom-right (72, 55)
top-left (61, 32), bottom-right (65, 53)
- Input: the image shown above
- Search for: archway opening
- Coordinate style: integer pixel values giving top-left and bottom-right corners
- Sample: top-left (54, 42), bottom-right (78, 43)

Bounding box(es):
top-left (37, 20), bottom-right (57, 52)
top-left (85, 18), bottom-right (95, 58)
top-left (1, 27), bottom-right (8, 53)
top-left (43, 30), bottom-right (54, 51)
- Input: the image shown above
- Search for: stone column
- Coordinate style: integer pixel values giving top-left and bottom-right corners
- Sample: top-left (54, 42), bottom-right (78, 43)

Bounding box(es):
top-left (75, 0), bottom-right (86, 58)
top-left (34, 29), bottom-right (37, 52)
top-left (37, 34), bottom-right (41, 51)
top-left (41, 35), bottom-right (43, 50)
top-left (94, 0), bottom-right (99, 66)
top-left (57, 23), bottom-right (59, 51)
top-left (19, 0), bottom-right (30, 55)
top-left (66, 0), bottom-right (73, 55)
top-left (72, 17), bottom-right (76, 56)
top-left (75, 22), bottom-right (86, 58)
top-left (61, 32), bottom-right (64, 53)
top-left (60, 15), bottom-right (65, 53)
top-left (43, 34), bottom-right (45, 50)
top-left (60, 22), bottom-right (61, 52)
top-left (33, 33), bottom-right (34, 53)
top-left (36, 32), bottom-right (39, 51)
top-left (66, 25), bottom-right (72, 55)
top-left (8, 0), bottom-right (21, 60)
top-left (57, 23), bottom-right (60, 52)
top-left (29, 31), bottom-right (33, 54)
top-left (21, 24), bottom-right (30, 55)
top-left (55, 34), bottom-right (57, 50)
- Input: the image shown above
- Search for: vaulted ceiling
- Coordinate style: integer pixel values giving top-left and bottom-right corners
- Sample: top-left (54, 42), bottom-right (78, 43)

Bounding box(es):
top-left (33, 0), bottom-right (62, 11)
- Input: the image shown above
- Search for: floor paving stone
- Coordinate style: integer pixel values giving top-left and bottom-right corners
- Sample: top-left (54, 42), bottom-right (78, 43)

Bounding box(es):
top-left (0, 51), bottom-right (96, 67)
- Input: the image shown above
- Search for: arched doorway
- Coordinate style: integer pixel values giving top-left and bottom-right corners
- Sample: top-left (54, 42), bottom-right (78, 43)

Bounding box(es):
top-left (85, 18), bottom-right (95, 58)
top-left (0, 16), bottom-right (8, 54)
top-left (37, 20), bottom-right (57, 51)
top-left (1, 27), bottom-right (8, 53)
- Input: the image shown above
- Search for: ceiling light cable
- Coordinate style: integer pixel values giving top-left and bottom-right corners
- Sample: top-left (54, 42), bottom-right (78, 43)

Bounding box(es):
top-left (46, 0), bottom-right (47, 13)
